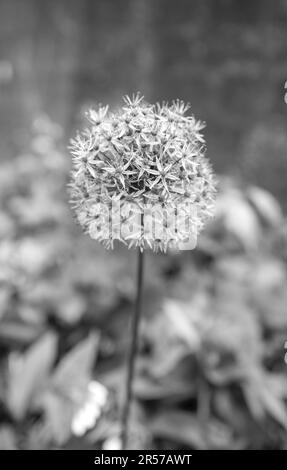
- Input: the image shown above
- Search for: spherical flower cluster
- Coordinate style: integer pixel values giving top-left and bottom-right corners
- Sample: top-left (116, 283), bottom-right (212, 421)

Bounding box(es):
top-left (69, 94), bottom-right (216, 252)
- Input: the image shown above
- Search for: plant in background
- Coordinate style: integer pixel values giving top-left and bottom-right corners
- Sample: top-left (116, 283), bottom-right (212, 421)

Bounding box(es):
top-left (1, 114), bottom-right (286, 450)
top-left (69, 94), bottom-right (216, 449)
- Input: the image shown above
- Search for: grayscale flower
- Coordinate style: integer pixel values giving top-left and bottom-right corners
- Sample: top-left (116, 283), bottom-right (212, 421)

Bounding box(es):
top-left (69, 94), bottom-right (216, 252)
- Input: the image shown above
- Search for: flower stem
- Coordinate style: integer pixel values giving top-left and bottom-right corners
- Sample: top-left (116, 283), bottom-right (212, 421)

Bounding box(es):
top-left (121, 249), bottom-right (144, 450)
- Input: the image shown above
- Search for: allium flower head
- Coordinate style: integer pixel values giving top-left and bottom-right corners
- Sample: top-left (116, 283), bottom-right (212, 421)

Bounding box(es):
top-left (69, 94), bottom-right (216, 252)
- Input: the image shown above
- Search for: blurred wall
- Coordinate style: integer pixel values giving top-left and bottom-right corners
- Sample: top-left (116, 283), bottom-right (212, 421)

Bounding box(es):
top-left (0, 0), bottom-right (287, 201)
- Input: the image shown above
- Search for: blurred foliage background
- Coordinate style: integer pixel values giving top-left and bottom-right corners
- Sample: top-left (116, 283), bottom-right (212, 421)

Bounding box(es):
top-left (0, 0), bottom-right (287, 450)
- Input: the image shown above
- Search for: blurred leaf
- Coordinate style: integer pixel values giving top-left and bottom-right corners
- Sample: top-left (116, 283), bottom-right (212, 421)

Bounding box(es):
top-left (214, 389), bottom-right (248, 433)
top-left (243, 372), bottom-right (287, 429)
top-left (0, 426), bottom-right (17, 450)
top-left (0, 287), bottom-right (11, 320)
top-left (247, 186), bottom-right (283, 228)
top-left (164, 300), bottom-right (201, 350)
top-left (17, 237), bottom-right (59, 275)
top-left (40, 392), bottom-right (73, 445)
top-left (146, 300), bottom-right (202, 377)
top-left (38, 333), bottom-right (100, 445)
top-left (0, 211), bottom-right (14, 238)
top-left (251, 258), bottom-right (286, 292)
top-left (0, 320), bottom-right (43, 347)
top-left (134, 375), bottom-right (195, 401)
top-left (7, 332), bottom-right (57, 420)
top-left (52, 332), bottom-right (100, 393)
top-left (56, 294), bottom-right (86, 325)
top-left (243, 380), bottom-right (265, 420)
top-left (216, 190), bottom-right (261, 249)
top-left (149, 410), bottom-right (204, 448)
top-left (260, 375), bottom-right (287, 429)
